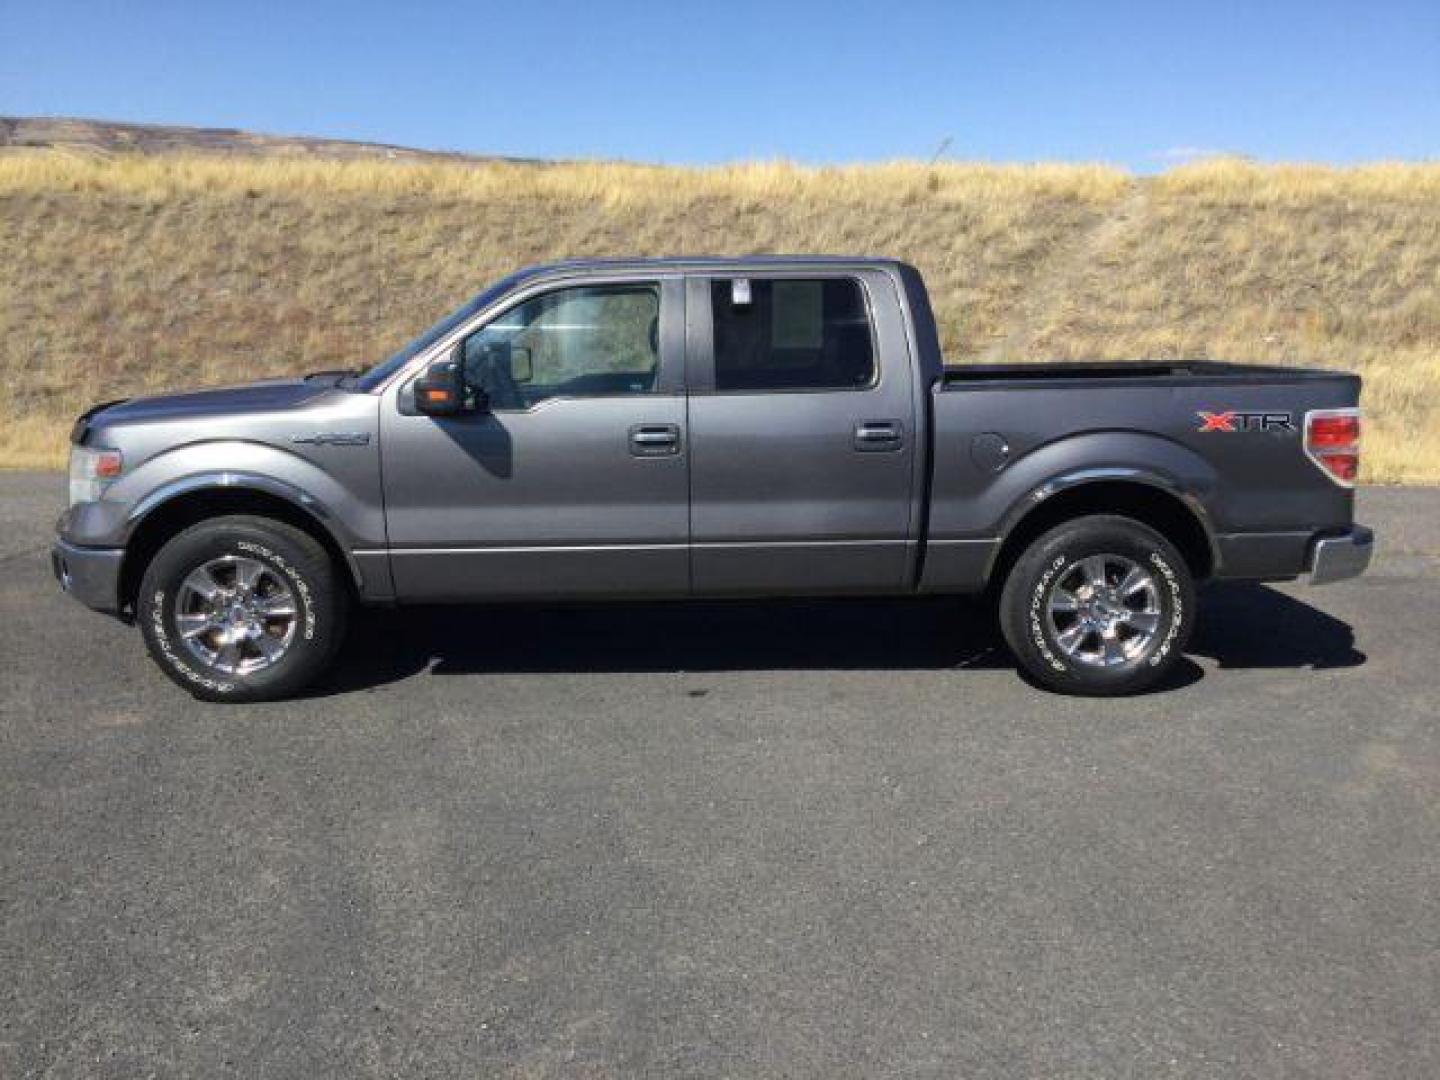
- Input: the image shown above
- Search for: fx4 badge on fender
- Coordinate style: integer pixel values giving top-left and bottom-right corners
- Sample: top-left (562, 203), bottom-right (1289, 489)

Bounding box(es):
top-left (290, 431), bottom-right (371, 447)
top-left (1196, 411), bottom-right (1295, 433)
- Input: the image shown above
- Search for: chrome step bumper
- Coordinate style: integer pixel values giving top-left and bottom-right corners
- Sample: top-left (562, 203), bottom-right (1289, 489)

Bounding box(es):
top-left (1308, 525), bottom-right (1374, 586)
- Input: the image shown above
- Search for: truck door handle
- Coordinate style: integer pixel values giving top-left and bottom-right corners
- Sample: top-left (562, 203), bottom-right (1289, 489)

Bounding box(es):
top-left (854, 420), bottom-right (903, 451)
top-left (629, 423), bottom-right (681, 456)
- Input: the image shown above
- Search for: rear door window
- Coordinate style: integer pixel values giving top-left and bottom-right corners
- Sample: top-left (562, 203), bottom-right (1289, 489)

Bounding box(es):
top-left (709, 277), bottom-right (875, 391)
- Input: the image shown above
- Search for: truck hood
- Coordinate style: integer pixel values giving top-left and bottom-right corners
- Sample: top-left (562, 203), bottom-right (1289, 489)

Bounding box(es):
top-left (89, 377), bottom-right (338, 428)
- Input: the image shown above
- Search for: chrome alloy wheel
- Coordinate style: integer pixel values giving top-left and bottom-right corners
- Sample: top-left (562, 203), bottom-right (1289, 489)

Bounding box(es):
top-left (173, 555), bottom-right (298, 675)
top-left (1044, 554), bottom-right (1162, 668)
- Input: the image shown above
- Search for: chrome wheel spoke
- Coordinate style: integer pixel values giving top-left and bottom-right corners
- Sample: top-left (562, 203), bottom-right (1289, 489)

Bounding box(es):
top-left (1049, 588), bottom-right (1081, 614)
top-left (1100, 628), bottom-right (1126, 665)
top-left (1079, 556), bottom-right (1110, 591)
top-left (254, 634), bottom-right (287, 663)
top-left (233, 557), bottom-right (265, 595)
top-left (212, 642), bottom-right (243, 673)
top-left (255, 594), bottom-right (297, 617)
top-left (180, 565), bottom-right (225, 603)
top-left (174, 612), bottom-right (213, 639)
top-left (1123, 610), bottom-right (1161, 635)
top-left (1055, 624), bottom-right (1088, 654)
top-left (1118, 565), bottom-right (1150, 597)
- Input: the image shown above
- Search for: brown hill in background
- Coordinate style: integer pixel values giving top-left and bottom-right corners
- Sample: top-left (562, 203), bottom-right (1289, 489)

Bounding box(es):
top-left (0, 114), bottom-right (526, 163)
top-left (1, 120), bottom-right (1437, 481)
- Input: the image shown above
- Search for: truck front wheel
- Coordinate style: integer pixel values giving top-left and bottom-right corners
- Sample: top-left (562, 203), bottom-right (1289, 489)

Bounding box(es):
top-left (998, 514), bottom-right (1194, 696)
top-left (137, 515), bottom-right (347, 703)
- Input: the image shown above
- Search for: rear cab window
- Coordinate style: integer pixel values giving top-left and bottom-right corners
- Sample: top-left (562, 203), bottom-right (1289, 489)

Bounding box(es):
top-left (709, 277), bottom-right (876, 391)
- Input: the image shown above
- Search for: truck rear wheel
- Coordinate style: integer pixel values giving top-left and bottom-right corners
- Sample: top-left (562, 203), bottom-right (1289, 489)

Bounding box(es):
top-left (138, 515), bottom-right (347, 703)
top-left (998, 514), bottom-right (1194, 696)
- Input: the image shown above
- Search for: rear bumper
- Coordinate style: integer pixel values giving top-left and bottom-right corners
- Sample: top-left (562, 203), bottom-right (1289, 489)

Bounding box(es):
top-left (1214, 524), bottom-right (1374, 584)
top-left (1307, 525), bottom-right (1374, 586)
top-left (52, 539), bottom-right (124, 615)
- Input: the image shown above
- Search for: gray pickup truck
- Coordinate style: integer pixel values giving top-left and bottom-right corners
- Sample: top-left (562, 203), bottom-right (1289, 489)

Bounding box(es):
top-left (55, 257), bottom-right (1372, 700)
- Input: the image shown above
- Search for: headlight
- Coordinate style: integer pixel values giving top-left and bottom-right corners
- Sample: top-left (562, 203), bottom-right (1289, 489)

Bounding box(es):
top-left (68, 445), bottom-right (124, 506)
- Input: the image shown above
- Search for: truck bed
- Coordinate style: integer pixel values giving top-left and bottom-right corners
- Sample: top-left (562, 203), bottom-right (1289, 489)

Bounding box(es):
top-left (941, 360), bottom-right (1348, 387)
top-left (920, 356), bottom-right (1361, 593)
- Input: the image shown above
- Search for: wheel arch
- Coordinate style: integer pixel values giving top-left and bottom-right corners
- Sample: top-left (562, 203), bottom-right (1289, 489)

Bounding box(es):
top-left (986, 471), bottom-right (1217, 593)
top-left (118, 477), bottom-right (362, 615)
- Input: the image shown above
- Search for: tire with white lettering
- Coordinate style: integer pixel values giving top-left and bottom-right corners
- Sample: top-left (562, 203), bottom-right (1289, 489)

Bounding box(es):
top-left (999, 515), bottom-right (1193, 696)
top-left (138, 515), bottom-right (347, 703)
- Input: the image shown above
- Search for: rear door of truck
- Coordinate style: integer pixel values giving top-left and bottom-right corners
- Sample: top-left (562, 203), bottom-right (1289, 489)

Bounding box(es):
top-left (684, 268), bottom-right (920, 595)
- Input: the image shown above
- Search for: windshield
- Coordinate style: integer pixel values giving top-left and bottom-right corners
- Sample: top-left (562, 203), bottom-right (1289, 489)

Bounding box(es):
top-left (352, 277), bottom-right (519, 391)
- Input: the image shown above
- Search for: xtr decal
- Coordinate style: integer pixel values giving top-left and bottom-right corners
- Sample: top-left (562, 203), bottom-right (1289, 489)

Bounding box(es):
top-left (1196, 411), bottom-right (1295, 433)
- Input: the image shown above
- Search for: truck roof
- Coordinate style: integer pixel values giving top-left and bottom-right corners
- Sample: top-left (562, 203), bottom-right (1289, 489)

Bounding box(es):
top-left (509, 255), bottom-right (914, 280)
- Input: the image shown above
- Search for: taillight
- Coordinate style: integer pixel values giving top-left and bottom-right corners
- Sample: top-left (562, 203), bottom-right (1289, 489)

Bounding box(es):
top-left (1304, 409), bottom-right (1361, 487)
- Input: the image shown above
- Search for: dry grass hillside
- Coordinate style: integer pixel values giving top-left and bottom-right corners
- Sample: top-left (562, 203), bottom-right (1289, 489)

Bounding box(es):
top-left (2, 151), bottom-right (1437, 481)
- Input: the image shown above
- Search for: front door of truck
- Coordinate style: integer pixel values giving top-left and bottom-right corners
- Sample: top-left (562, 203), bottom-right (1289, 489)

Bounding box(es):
top-left (684, 270), bottom-right (920, 594)
top-left (379, 275), bottom-right (689, 601)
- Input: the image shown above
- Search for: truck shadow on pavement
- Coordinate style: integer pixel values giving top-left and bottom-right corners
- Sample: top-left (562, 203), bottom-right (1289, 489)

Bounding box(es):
top-left (1188, 582), bottom-right (1367, 671)
top-left (320, 582), bottom-right (1363, 696)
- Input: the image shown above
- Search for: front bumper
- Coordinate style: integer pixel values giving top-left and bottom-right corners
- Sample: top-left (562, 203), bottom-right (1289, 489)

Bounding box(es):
top-left (52, 538), bottom-right (124, 615)
top-left (1308, 525), bottom-right (1374, 586)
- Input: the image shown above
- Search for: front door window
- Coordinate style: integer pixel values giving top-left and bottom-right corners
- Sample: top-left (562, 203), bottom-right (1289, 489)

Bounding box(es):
top-left (461, 284), bottom-right (660, 409)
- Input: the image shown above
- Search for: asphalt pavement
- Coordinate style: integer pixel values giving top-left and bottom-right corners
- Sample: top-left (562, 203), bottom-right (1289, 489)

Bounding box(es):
top-left (2, 472), bottom-right (1438, 1078)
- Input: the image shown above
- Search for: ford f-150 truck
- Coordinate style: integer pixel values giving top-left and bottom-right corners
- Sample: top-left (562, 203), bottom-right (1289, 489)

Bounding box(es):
top-left (55, 257), bottom-right (1372, 700)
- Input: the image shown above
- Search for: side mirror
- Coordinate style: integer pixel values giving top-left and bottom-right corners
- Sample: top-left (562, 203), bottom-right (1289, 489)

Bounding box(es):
top-left (510, 345), bottom-right (534, 384)
top-left (414, 355), bottom-right (472, 416)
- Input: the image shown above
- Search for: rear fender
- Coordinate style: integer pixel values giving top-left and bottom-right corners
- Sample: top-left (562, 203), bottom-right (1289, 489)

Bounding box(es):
top-left (988, 433), bottom-right (1222, 579)
top-left (922, 431), bottom-right (1221, 592)
top-left (991, 433), bottom-right (1220, 540)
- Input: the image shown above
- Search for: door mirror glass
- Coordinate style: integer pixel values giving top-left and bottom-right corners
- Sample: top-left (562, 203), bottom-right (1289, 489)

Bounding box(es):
top-left (510, 345), bottom-right (534, 384)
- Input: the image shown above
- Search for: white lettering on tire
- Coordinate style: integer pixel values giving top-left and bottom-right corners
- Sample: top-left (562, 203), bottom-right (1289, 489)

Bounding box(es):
top-left (236, 540), bottom-right (316, 640)
top-left (1146, 551), bottom-right (1184, 667)
top-left (150, 588), bottom-right (236, 694)
top-left (1028, 554), bottom-right (1068, 672)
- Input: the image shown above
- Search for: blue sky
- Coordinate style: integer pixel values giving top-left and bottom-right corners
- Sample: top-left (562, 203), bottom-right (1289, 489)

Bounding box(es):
top-left (3, 0), bottom-right (1436, 168)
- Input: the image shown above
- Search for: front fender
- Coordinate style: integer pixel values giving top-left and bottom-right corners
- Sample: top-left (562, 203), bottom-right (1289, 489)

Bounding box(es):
top-left (60, 440), bottom-right (386, 552)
